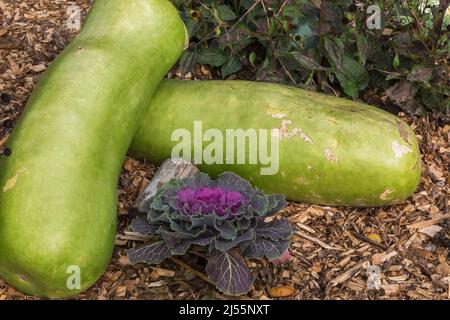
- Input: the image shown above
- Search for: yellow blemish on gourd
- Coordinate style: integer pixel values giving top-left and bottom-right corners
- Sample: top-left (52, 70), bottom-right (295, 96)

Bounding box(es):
top-left (296, 177), bottom-right (309, 185)
top-left (355, 198), bottom-right (367, 206)
top-left (324, 140), bottom-right (339, 162)
top-left (273, 120), bottom-right (313, 144)
top-left (327, 118), bottom-right (338, 124)
top-left (271, 113), bottom-right (288, 119)
top-left (266, 107), bottom-right (290, 119)
top-left (74, 47), bottom-right (85, 56)
top-left (3, 168), bottom-right (26, 192)
top-left (392, 140), bottom-right (412, 158)
top-left (379, 189), bottom-right (395, 200)
top-left (310, 192), bottom-right (322, 200)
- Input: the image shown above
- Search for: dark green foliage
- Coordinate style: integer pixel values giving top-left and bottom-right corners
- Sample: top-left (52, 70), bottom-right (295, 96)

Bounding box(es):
top-left (172, 0), bottom-right (449, 116)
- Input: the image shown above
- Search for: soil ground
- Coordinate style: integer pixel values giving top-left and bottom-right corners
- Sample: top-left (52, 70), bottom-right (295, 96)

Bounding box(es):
top-left (0, 0), bottom-right (449, 300)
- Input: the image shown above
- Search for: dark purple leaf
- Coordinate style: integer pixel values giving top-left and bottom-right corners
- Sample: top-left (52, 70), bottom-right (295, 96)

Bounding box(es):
top-left (386, 80), bottom-right (417, 105)
top-left (266, 194), bottom-right (287, 216)
top-left (167, 234), bottom-right (214, 255)
top-left (127, 241), bottom-right (172, 265)
top-left (269, 249), bottom-right (292, 265)
top-left (206, 250), bottom-right (253, 296)
top-left (237, 217), bottom-right (252, 229)
top-left (130, 216), bottom-right (157, 235)
top-left (215, 229), bottom-right (254, 252)
top-left (255, 219), bottom-right (293, 241)
top-left (407, 66), bottom-right (433, 84)
top-left (161, 226), bottom-right (207, 242)
top-left (132, 171), bottom-right (292, 263)
top-left (214, 219), bottom-right (236, 240)
top-left (217, 172), bottom-right (252, 191)
top-left (250, 195), bottom-right (269, 216)
top-left (242, 238), bottom-right (289, 260)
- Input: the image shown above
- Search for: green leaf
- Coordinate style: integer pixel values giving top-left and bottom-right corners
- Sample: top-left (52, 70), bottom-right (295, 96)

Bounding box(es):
top-left (419, 89), bottom-right (439, 111)
top-left (283, 52), bottom-right (327, 71)
top-left (248, 51), bottom-right (256, 65)
top-left (323, 37), bottom-right (342, 69)
top-left (221, 55), bottom-right (242, 78)
top-left (218, 26), bottom-right (254, 51)
top-left (179, 50), bottom-right (198, 75)
top-left (393, 53), bottom-right (400, 68)
top-left (356, 33), bottom-right (369, 65)
top-left (282, 4), bottom-right (303, 18)
top-left (197, 48), bottom-right (227, 67)
top-left (183, 17), bottom-right (199, 39)
top-left (333, 55), bottom-right (369, 99)
top-left (385, 73), bottom-right (402, 81)
top-left (217, 5), bottom-right (237, 21)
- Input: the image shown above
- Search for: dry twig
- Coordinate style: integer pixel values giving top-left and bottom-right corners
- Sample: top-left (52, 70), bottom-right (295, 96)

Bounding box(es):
top-left (351, 231), bottom-right (388, 250)
top-left (406, 214), bottom-right (450, 229)
top-left (296, 231), bottom-right (343, 251)
top-left (169, 257), bottom-right (215, 286)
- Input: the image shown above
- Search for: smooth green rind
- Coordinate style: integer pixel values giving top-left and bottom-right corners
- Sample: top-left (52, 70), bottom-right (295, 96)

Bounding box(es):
top-left (0, 0), bottom-right (185, 298)
top-left (130, 80), bottom-right (421, 207)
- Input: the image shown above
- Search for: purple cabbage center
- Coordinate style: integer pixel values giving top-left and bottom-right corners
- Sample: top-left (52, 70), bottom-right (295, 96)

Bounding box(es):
top-left (177, 187), bottom-right (245, 216)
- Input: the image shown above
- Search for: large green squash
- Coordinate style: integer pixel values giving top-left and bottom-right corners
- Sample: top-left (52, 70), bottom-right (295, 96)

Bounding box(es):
top-left (0, 0), bottom-right (186, 298)
top-left (130, 80), bottom-right (421, 206)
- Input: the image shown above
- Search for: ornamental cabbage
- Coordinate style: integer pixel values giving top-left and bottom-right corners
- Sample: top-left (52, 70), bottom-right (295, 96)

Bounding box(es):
top-left (127, 172), bottom-right (293, 296)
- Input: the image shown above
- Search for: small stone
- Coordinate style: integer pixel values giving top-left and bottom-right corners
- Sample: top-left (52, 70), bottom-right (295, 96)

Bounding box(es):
top-left (1, 93), bottom-right (11, 104)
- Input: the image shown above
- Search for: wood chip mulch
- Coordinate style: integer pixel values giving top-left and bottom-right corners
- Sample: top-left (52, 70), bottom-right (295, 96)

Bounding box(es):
top-left (0, 0), bottom-right (449, 300)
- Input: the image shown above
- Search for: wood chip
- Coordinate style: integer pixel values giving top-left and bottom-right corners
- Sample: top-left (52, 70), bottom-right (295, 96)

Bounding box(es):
top-left (406, 214), bottom-right (450, 229)
top-left (29, 64), bottom-right (46, 73)
top-left (268, 285), bottom-right (295, 298)
top-left (328, 261), bottom-right (369, 288)
top-left (418, 225), bottom-right (443, 237)
top-left (296, 231), bottom-right (343, 251)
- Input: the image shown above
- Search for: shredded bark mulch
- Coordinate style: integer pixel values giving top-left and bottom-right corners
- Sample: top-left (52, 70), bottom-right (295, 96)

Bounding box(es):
top-left (0, 0), bottom-right (449, 300)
